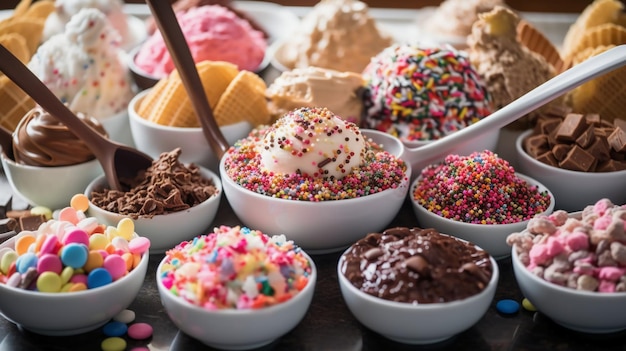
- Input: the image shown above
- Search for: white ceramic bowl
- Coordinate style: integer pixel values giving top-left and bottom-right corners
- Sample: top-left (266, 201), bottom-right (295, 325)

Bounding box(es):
top-left (515, 129), bottom-right (626, 212)
top-left (128, 89), bottom-right (252, 174)
top-left (337, 244), bottom-right (499, 344)
top-left (219, 132), bottom-right (411, 254)
top-left (411, 173), bottom-right (555, 258)
top-left (1, 152), bottom-right (102, 210)
top-left (84, 166), bottom-right (222, 253)
top-left (0, 237), bottom-right (148, 336)
top-left (156, 250), bottom-right (317, 350)
top-left (512, 246), bottom-right (626, 333)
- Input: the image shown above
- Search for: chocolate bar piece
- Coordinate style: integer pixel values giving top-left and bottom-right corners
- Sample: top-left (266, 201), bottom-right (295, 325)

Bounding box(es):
top-left (19, 214), bottom-right (46, 232)
top-left (608, 127), bottom-right (626, 153)
top-left (586, 137), bottom-right (611, 163)
top-left (559, 145), bottom-right (596, 172)
top-left (0, 218), bottom-right (17, 232)
top-left (597, 159), bottom-right (626, 172)
top-left (576, 126), bottom-right (596, 149)
top-left (556, 113), bottom-right (587, 143)
top-left (536, 151), bottom-right (559, 167)
top-left (552, 144), bottom-right (572, 161)
top-left (524, 134), bottom-right (549, 157)
top-left (584, 113), bottom-right (601, 126)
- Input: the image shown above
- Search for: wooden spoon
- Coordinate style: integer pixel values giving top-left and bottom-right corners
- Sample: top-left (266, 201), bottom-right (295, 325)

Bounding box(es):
top-left (0, 44), bottom-right (153, 191)
top-left (145, 0), bottom-right (230, 159)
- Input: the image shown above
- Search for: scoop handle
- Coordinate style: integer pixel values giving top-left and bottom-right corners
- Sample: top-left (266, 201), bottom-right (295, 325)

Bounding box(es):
top-left (145, 0), bottom-right (230, 159)
top-left (0, 45), bottom-right (114, 155)
top-left (405, 44), bottom-right (626, 170)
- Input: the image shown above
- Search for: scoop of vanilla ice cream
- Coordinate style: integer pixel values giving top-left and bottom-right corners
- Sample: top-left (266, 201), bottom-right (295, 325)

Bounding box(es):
top-left (259, 107), bottom-right (367, 180)
top-left (29, 8), bottom-right (134, 120)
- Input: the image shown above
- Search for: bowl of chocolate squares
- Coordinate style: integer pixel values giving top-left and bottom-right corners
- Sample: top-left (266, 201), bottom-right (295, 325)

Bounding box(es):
top-left (515, 106), bottom-right (626, 212)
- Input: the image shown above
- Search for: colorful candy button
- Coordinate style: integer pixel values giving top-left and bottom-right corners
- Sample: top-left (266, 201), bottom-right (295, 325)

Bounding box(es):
top-left (127, 322), bottom-right (153, 340)
top-left (101, 336), bottom-right (126, 351)
top-left (496, 299), bottom-right (520, 315)
top-left (103, 321), bottom-right (128, 337)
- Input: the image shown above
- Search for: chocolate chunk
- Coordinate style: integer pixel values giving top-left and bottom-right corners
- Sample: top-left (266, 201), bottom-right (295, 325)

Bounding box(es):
top-left (595, 127), bottom-right (614, 138)
top-left (614, 118), bottom-right (626, 132)
top-left (524, 134), bottom-right (549, 157)
top-left (608, 127), bottom-right (626, 153)
top-left (611, 149), bottom-right (626, 161)
top-left (552, 144), bottom-right (572, 161)
top-left (559, 145), bottom-right (596, 171)
top-left (363, 248), bottom-right (384, 261)
top-left (404, 255), bottom-right (429, 276)
top-left (576, 126), bottom-right (596, 149)
top-left (597, 159), bottom-right (626, 172)
top-left (556, 113), bottom-right (587, 142)
top-left (585, 137), bottom-right (611, 163)
top-left (584, 113), bottom-right (601, 126)
top-left (0, 218), bottom-right (18, 233)
top-left (18, 214), bottom-right (46, 231)
top-left (536, 151), bottom-right (559, 167)
top-left (535, 117), bottom-right (562, 135)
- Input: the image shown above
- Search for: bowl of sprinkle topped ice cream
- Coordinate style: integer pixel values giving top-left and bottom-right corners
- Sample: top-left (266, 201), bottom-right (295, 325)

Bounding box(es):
top-left (220, 107), bottom-right (410, 253)
top-left (338, 226), bottom-right (498, 344)
top-left (507, 199), bottom-right (626, 334)
top-left (411, 150), bottom-right (554, 258)
top-left (362, 43), bottom-right (499, 154)
top-left (156, 225), bottom-right (316, 349)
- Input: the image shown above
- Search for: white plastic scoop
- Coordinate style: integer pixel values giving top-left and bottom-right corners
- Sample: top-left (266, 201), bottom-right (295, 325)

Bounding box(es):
top-left (376, 44), bottom-right (626, 174)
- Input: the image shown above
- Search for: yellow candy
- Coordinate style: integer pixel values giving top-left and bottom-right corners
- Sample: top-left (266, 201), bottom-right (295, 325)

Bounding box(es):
top-left (116, 218), bottom-right (135, 241)
top-left (522, 298), bottom-right (537, 312)
top-left (1, 250), bottom-right (18, 275)
top-left (37, 272), bottom-right (62, 292)
top-left (30, 206), bottom-right (52, 220)
top-left (60, 266), bottom-right (74, 284)
top-left (70, 194), bottom-right (90, 212)
top-left (89, 233), bottom-right (109, 251)
top-left (101, 337), bottom-right (126, 351)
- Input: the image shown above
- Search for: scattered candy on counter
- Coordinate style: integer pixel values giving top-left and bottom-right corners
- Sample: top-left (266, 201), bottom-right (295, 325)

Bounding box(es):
top-left (0, 194), bottom-right (150, 292)
top-left (159, 225), bottom-right (313, 310)
top-left (507, 198), bottom-right (626, 292)
top-left (496, 299), bottom-right (520, 315)
top-left (522, 298), bottom-right (536, 312)
top-left (413, 150), bottom-right (552, 224)
top-left (99, 309), bottom-right (153, 351)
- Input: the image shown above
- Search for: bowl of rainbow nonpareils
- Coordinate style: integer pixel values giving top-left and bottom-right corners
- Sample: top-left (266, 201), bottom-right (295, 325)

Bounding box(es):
top-left (156, 225), bottom-right (317, 350)
top-left (0, 198), bottom-right (150, 336)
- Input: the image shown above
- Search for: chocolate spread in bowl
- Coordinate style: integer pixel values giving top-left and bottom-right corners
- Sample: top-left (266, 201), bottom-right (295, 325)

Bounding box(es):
top-left (340, 227), bottom-right (493, 304)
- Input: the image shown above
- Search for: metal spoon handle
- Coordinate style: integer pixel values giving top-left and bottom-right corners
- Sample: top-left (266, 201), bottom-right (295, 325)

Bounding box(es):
top-left (0, 45), bottom-right (113, 155)
top-left (406, 44), bottom-right (626, 167)
top-left (145, 0), bottom-right (230, 159)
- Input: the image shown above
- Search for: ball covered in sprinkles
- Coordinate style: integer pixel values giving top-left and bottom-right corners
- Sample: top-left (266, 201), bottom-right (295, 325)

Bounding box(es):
top-left (362, 44), bottom-right (493, 142)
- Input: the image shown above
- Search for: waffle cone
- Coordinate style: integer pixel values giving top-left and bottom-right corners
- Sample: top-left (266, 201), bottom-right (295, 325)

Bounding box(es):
top-left (565, 23), bottom-right (626, 63)
top-left (565, 45), bottom-right (626, 123)
top-left (137, 61), bottom-right (239, 127)
top-left (11, 0), bottom-right (32, 18)
top-left (0, 17), bottom-right (45, 57)
top-left (517, 19), bottom-right (565, 73)
top-left (562, 0), bottom-right (626, 56)
top-left (0, 75), bottom-right (35, 131)
top-left (20, 0), bottom-right (55, 20)
top-left (0, 33), bottom-right (29, 64)
top-left (214, 71), bottom-right (270, 126)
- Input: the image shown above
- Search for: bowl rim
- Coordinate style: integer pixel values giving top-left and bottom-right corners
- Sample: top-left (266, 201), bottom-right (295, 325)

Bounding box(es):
top-left (156, 247), bottom-right (318, 315)
top-left (128, 89), bottom-right (253, 133)
top-left (0, 151), bottom-right (101, 171)
top-left (337, 240), bottom-right (499, 309)
top-left (512, 244), bottom-right (626, 298)
top-left (0, 238), bottom-right (149, 298)
top-left (516, 129), bottom-right (626, 177)
top-left (411, 172), bottom-right (556, 229)
top-left (84, 165), bottom-right (222, 220)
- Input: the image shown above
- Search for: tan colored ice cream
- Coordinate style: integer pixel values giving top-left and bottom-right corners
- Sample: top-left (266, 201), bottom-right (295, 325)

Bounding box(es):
top-left (266, 67), bottom-right (365, 124)
top-left (277, 0), bottom-right (392, 73)
top-left (425, 0), bottom-right (506, 38)
top-left (467, 6), bottom-right (555, 125)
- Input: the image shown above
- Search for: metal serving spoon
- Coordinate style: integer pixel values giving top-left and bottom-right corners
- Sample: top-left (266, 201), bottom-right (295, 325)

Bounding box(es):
top-left (0, 44), bottom-right (153, 191)
top-left (145, 0), bottom-right (230, 159)
top-left (397, 44), bottom-right (626, 173)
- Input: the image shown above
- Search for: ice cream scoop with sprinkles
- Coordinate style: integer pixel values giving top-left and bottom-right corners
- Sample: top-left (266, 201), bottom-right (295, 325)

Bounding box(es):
top-left (362, 43), bottom-right (493, 142)
top-left (223, 107), bottom-right (408, 201)
top-left (413, 150), bottom-right (551, 224)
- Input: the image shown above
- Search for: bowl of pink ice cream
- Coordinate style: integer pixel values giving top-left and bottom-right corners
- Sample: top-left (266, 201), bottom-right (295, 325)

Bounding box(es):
top-left (130, 4), bottom-right (268, 90)
top-left (507, 198), bottom-right (626, 334)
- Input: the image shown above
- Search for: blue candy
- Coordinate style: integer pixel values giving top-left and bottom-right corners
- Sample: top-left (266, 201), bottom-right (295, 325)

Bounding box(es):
top-left (61, 243), bottom-right (88, 269)
top-left (496, 299), bottom-right (520, 314)
top-left (102, 321), bottom-right (128, 337)
top-left (15, 252), bottom-right (38, 274)
top-left (87, 268), bottom-right (112, 289)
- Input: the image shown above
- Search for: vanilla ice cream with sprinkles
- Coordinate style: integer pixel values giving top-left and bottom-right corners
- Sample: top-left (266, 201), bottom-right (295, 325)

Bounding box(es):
top-left (413, 150), bottom-right (551, 224)
top-left (158, 225), bottom-right (313, 310)
top-left (362, 43), bottom-right (493, 142)
top-left (223, 107), bottom-right (408, 201)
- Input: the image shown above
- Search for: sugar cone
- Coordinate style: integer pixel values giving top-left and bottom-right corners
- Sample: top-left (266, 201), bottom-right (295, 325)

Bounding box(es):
top-left (565, 23), bottom-right (626, 63)
top-left (0, 75), bottom-right (35, 132)
top-left (562, 0), bottom-right (625, 57)
top-left (20, 0), bottom-right (55, 20)
top-left (565, 45), bottom-right (626, 123)
top-left (11, 0), bottom-right (32, 18)
top-left (137, 61), bottom-right (239, 127)
top-left (214, 71), bottom-right (270, 127)
top-left (517, 19), bottom-right (565, 73)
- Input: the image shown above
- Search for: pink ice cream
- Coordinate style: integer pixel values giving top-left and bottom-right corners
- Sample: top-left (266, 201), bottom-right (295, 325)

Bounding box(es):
top-left (134, 4), bottom-right (266, 78)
